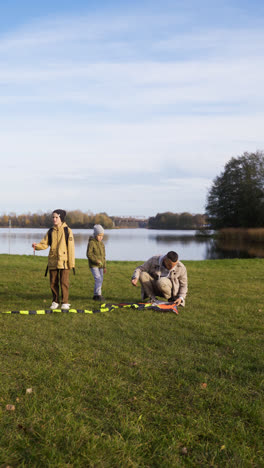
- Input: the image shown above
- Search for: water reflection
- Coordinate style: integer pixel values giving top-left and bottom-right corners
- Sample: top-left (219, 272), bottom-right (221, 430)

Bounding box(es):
top-left (0, 228), bottom-right (263, 261)
top-left (152, 234), bottom-right (207, 245)
top-left (206, 239), bottom-right (264, 259)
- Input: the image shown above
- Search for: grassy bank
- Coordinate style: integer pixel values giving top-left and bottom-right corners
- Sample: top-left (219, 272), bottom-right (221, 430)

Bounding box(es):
top-left (0, 255), bottom-right (263, 467)
top-left (218, 227), bottom-right (264, 242)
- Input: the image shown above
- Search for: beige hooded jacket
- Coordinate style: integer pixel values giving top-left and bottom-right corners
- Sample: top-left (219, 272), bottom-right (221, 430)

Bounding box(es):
top-left (132, 255), bottom-right (188, 305)
top-left (35, 222), bottom-right (75, 270)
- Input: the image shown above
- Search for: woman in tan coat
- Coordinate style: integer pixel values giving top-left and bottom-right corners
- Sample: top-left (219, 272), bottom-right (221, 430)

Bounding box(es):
top-left (32, 209), bottom-right (75, 310)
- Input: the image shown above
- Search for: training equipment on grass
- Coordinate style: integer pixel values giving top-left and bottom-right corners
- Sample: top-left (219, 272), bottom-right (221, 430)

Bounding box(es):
top-left (0, 301), bottom-right (178, 315)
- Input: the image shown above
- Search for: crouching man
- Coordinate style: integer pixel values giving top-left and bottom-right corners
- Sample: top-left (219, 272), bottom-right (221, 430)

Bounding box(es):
top-left (131, 251), bottom-right (187, 306)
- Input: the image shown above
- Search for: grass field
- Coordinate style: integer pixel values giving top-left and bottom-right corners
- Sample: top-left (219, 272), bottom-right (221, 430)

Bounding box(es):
top-left (0, 254), bottom-right (263, 467)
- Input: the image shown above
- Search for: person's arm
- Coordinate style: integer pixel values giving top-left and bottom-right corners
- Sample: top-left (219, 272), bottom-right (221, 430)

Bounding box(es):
top-left (32, 233), bottom-right (49, 251)
top-left (174, 297), bottom-right (183, 306)
top-left (131, 257), bottom-right (154, 285)
top-left (86, 237), bottom-right (93, 259)
top-left (131, 264), bottom-right (142, 285)
top-left (67, 228), bottom-right (75, 269)
top-left (176, 266), bottom-right (188, 305)
top-left (102, 243), bottom-right (106, 270)
top-left (178, 267), bottom-right (188, 298)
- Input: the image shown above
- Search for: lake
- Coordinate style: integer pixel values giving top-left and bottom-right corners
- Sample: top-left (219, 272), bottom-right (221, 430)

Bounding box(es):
top-left (0, 228), bottom-right (263, 261)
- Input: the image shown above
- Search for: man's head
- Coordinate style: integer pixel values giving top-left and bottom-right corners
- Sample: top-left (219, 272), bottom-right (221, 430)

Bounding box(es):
top-left (163, 251), bottom-right (178, 270)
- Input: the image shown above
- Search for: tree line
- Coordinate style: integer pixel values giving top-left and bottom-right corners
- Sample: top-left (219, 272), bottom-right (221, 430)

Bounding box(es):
top-left (0, 211), bottom-right (114, 229)
top-left (0, 210), bottom-right (206, 230)
top-left (148, 212), bottom-right (206, 230)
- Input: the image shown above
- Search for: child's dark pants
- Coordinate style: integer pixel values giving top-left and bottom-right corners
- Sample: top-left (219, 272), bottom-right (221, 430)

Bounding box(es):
top-left (49, 269), bottom-right (70, 304)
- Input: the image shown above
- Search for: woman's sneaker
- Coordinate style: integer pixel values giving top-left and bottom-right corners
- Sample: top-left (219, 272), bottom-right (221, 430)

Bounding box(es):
top-left (61, 303), bottom-right (71, 310)
top-left (50, 301), bottom-right (60, 310)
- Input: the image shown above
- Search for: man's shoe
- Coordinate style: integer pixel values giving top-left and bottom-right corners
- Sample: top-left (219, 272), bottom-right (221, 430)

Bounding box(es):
top-left (61, 303), bottom-right (71, 310)
top-left (50, 301), bottom-right (60, 310)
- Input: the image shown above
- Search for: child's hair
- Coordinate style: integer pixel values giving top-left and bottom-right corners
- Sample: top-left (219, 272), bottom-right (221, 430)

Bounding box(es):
top-left (53, 209), bottom-right (66, 222)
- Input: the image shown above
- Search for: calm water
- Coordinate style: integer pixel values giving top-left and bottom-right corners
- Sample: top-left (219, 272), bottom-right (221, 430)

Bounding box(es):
top-left (0, 228), bottom-right (262, 261)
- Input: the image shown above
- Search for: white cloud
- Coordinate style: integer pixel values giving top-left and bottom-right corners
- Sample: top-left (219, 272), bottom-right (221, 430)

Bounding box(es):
top-left (0, 57), bottom-right (263, 120)
top-left (1, 114), bottom-right (263, 180)
top-left (0, 5), bottom-right (264, 215)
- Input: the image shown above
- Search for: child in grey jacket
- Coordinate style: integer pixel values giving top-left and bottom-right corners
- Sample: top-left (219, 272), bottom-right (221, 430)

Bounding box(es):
top-left (86, 224), bottom-right (106, 301)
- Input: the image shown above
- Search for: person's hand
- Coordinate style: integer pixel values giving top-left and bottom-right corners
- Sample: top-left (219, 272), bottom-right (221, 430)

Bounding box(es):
top-left (104, 268), bottom-right (107, 274)
top-left (32, 242), bottom-right (37, 249)
top-left (174, 297), bottom-right (182, 306)
top-left (131, 278), bottom-right (138, 286)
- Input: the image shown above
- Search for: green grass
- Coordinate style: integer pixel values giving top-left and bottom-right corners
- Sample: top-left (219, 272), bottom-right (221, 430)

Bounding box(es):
top-left (0, 254), bottom-right (263, 467)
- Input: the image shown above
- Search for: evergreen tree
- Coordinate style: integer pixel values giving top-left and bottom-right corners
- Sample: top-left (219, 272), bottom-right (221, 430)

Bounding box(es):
top-left (206, 151), bottom-right (264, 228)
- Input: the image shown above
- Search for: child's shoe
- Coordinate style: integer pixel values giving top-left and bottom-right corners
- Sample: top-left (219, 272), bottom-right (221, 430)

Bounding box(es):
top-left (93, 295), bottom-right (104, 301)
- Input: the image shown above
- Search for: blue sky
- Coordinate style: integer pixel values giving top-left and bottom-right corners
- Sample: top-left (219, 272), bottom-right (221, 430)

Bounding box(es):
top-left (1, 0), bottom-right (264, 217)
